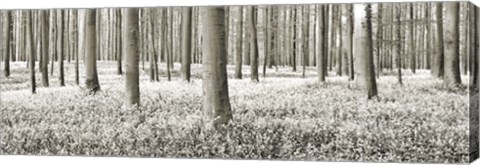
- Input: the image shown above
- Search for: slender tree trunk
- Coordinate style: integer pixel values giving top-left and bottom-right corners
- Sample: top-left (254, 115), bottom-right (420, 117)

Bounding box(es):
top-left (323, 6), bottom-right (329, 76)
top-left (376, 4), bottom-right (383, 78)
top-left (432, 3), bottom-right (444, 78)
top-left (443, 2), bottom-right (461, 87)
top-left (474, 5), bottom-right (479, 88)
top-left (249, 6), bottom-right (259, 82)
top-left (3, 11), bottom-right (10, 77)
top-left (201, 7), bottom-right (233, 130)
top-left (262, 7), bottom-right (269, 78)
top-left (26, 11), bottom-right (35, 94)
top-left (124, 8), bottom-right (140, 108)
top-left (166, 8), bottom-right (172, 81)
top-left (395, 4), bottom-right (403, 85)
top-left (235, 6), bottom-right (243, 79)
top-left (408, 3), bottom-right (416, 74)
top-left (342, 4), bottom-right (354, 80)
top-left (470, 5), bottom-right (480, 162)
top-left (181, 7), bottom-right (192, 82)
top-left (85, 9), bottom-right (101, 93)
top-left (57, 10), bottom-right (65, 86)
top-left (316, 5), bottom-right (326, 82)
top-left (40, 10), bottom-right (49, 87)
top-left (354, 3), bottom-right (377, 99)
top-left (50, 10), bottom-right (55, 76)
top-left (116, 9), bottom-right (123, 75)
top-left (302, 6), bottom-right (309, 78)
top-left (336, 7), bottom-right (343, 76)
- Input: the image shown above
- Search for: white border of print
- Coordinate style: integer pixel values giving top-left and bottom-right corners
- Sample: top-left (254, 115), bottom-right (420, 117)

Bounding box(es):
top-left (0, 0), bottom-right (477, 165)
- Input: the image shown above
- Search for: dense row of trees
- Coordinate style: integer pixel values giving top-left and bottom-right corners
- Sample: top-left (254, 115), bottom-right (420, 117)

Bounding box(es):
top-left (0, 2), bottom-right (477, 129)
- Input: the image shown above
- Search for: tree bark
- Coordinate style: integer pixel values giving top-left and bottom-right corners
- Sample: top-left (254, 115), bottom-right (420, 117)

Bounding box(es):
top-left (85, 9), bottom-right (101, 93)
top-left (249, 6), bottom-right (259, 82)
top-left (443, 2), bottom-right (461, 87)
top-left (408, 3), bottom-right (416, 74)
top-left (57, 10), bottom-right (65, 86)
top-left (26, 11), bottom-right (35, 94)
top-left (316, 5), bottom-right (326, 82)
top-left (201, 7), bottom-right (233, 130)
top-left (432, 3), bottom-right (444, 78)
top-left (234, 6), bottom-right (243, 79)
top-left (123, 8), bottom-right (140, 108)
top-left (3, 11), bottom-right (10, 77)
top-left (181, 7), bottom-right (192, 82)
top-left (395, 4), bottom-right (403, 85)
top-left (354, 3), bottom-right (378, 99)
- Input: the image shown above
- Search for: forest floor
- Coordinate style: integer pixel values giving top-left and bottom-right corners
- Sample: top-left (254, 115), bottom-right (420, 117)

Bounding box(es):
top-left (0, 61), bottom-right (471, 163)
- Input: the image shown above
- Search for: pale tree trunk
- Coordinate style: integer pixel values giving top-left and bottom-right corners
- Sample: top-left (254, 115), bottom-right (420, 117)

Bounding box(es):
top-left (293, 6), bottom-right (301, 72)
top-left (3, 11), bottom-right (10, 77)
top-left (353, 3), bottom-right (377, 99)
top-left (302, 6), bottom-right (309, 78)
top-left (335, 7), bottom-right (343, 76)
top-left (78, 10), bottom-right (85, 66)
top-left (166, 8), bottom-right (172, 81)
top-left (123, 8), bottom-right (140, 108)
top-left (443, 2), bottom-right (461, 87)
top-left (341, 4), bottom-right (354, 80)
top-left (26, 11), bottom-right (35, 94)
top-left (262, 6), bottom-right (269, 78)
top-left (234, 6), bottom-right (243, 79)
top-left (376, 4), bottom-right (382, 78)
top-left (71, 10), bottom-right (79, 85)
top-left (242, 7), bottom-right (250, 66)
top-left (249, 6), bottom-right (259, 82)
top-left (308, 5), bottom-right (316, 67)
top-left (85, 9), bottom-right (101, 93)
top-left (181, 7), bottom-right (192, 82)
top-left (316, 5), bottom-right (325, 82)
top-left (201, 7), bottom-right (233, 130)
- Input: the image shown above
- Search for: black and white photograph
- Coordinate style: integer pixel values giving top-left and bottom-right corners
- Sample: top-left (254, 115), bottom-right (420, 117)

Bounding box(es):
top-left (0, 0), bottom-right (479, 164)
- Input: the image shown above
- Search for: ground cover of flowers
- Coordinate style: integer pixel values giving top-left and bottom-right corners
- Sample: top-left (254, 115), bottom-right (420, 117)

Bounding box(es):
top-left (0, 62), bottom-right (470, 163)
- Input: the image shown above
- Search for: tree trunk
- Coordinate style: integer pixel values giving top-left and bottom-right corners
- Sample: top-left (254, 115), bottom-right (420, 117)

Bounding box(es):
top-left (354, 3), bottom-right (378, 99)
top-left (341, 4), bottom-right (354, 80)
top-left (26, 11), bottom-right (35, 94)
top-left (316, 5), bottom-right (325, 82)
top-left (124, 8), bottom-right (140, 108)
top-left (432, 3), bottom-right (444, 78)
top-left (234, 6), bottom-right (243, 79)
top-left (376, 4), bottom-right (383, 78)
top-left (49, 10), bottom-right (55, 76)
top-left (3, 11), bottom-right (10, 77)
top-left (85, 9), bottom-right (101, 93)
top-left (395, 4), bottom-right (403, 85)
top-left (40, 10), bottom-right (49, 87)
top-left (443, 2), bottom-right (461, 87)
top-left (181, 7), bottom-right (192, 82)
top-left (201, 7), bottom-right (233, 130)
top-left (116, 9), bottom-right (123, 75)
top-left (408, 3), bottom-right (416, 74)
top-left (57, 10), bottom-right (65, 86)
top-left (335, 7), bottom-right (343, 76)
top-left (249, 6), bottom-right (259, 82)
